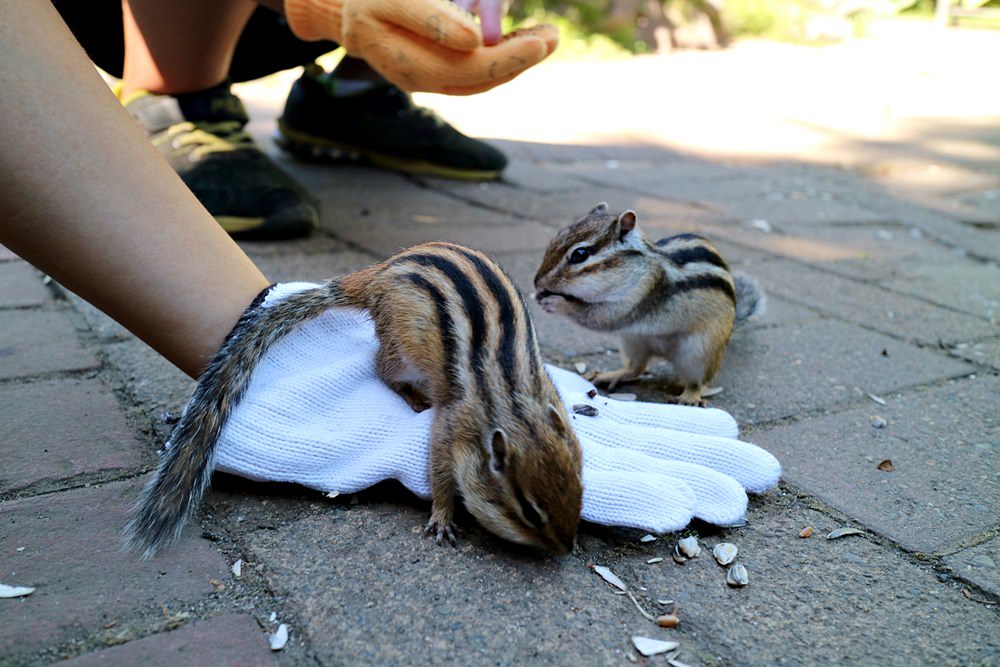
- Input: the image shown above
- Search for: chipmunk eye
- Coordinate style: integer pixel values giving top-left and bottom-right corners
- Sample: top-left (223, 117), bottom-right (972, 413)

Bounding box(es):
top-left (515, 488), bottom-right (545, 528)
top-left (569, 247), bottom-right (591, 264)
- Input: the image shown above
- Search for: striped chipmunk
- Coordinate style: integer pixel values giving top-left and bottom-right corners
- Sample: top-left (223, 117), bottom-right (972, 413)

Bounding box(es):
top-left (534, 203), bottom-right (764, 406)
top-left (124, 242), bottom-right (583, 559)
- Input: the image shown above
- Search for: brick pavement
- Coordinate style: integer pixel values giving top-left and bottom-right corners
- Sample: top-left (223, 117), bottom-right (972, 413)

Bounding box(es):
top-left (3, 22), bottom-right (999, 666)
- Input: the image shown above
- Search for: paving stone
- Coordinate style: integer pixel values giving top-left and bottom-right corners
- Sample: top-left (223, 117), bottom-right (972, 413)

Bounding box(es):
top-left (60, 614), bottom-right (275, 667)
top-left (494, 160), bottom-right (598, 193)
top-left (882, 259), bottom-right (1000, 321)
top-left (0, 480), bottom-right (228, 662)
top-left (945, 537), bottom-right (1000, 598)
top-left (337, 218), bottom-right (558, 256)
top-left (860, 196), bottom-right (1000, 263)
top-left (423, 182), bottom-right (635, 227)
top-left (0, 262), bottom-right (49, 308)
top-left (244, 493), bottom-right (1000, 666)
top-left (564, 159), bottom-right (747, 191)
top-left (952, 337), bottom-right (1000, 371)
top-left (570, 314), bottom-right (969, 425)
top-left (0, 310), bottom-right (99, 380)
top-left (752, 376), bottom-right (1000, 554)
top-left (101, 340), bottom-right (193, 426)
top-left (749, 258), bottom-right (997, 345)
top-left (715, 197), bottom-right (895, 228)
top-left (246, 248), bottom-right (376, 284)
top-left (0, 379), bottom-right (144, 495)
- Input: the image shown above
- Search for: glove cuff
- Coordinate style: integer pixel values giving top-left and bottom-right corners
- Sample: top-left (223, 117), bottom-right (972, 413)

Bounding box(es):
top-left (284, 0), bottom-right (345, 43)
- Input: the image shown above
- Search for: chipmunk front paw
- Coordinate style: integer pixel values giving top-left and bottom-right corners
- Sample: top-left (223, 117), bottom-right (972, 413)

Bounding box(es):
top-left (424, 515), bottom-right (458, 547)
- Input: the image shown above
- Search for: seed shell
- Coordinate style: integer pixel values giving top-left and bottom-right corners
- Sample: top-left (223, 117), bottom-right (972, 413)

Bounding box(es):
top-left (712, 542), bottom-right (738, 566)
top-left (726, 563), bottom-right (749, 587)
top-left (827, 527), bottom-right (864, 540)
top-left (677, 536), bottom-right (701, 559)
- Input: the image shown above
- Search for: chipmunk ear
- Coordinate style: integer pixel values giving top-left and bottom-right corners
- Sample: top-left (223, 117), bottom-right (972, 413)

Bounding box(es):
top-left (489, 429), bottom-right (509, 473)
top-left (588, 202), bottom-right (609, 216)
top-left (547, 404), bottom-right (568, 435)
top-left (617, 210), bottom-right (638, 241)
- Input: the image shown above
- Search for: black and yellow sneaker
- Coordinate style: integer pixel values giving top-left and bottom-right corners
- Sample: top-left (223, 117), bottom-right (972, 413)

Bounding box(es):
top-left (123, 82), bottom-right (318, 240)
top-left (276, 64), bottom-right (507, 181)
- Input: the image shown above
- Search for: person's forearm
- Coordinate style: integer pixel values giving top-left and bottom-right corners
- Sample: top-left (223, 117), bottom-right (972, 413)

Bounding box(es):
top-left (0, 0), bottom-right (270, 378)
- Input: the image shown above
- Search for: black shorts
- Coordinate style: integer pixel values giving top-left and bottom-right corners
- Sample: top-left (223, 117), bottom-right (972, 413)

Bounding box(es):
top-left (51, 1), bottom-right (336, 83)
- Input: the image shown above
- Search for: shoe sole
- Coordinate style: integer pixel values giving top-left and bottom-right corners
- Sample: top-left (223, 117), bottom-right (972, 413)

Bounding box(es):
top-left (275, 121), bottom-right (503, 182)
top-left (216, 202), bottom-right (318, 241)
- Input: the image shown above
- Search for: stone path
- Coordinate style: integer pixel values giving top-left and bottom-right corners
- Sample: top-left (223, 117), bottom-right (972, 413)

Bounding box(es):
top-left (2, 20), bottom-right (998, 667)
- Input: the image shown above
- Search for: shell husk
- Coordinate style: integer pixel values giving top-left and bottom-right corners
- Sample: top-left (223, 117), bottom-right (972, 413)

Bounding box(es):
top-left (677, 536), bottom-right (701, 559)
top-left (712, 542), bottom-right (738, 566)
top-left (726, 563), bottom-right (749, 587)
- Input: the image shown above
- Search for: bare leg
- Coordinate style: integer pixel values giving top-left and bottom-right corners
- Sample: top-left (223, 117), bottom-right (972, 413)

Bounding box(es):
top-left (0, 0), bottom-right (269, 378)
top-left (120, 0), bottom-right (256, 98)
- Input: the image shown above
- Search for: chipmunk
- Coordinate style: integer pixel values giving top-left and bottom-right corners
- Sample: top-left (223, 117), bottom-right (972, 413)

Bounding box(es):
top-left (534, 203), bottom-right (764, 406)
top-left (124, 242), bottom-right (583, 559)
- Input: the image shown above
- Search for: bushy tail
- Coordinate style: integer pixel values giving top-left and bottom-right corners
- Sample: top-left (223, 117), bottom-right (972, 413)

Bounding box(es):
top-left (734, 274), bottom-right (765, 323)
top-left (123, 281), bottom-right (347, 559)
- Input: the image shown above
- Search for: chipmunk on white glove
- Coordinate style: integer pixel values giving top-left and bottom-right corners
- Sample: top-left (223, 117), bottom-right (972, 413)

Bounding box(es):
top-left (534, 203), bottom-right (764, 406)
top-left (124, 243), bottom-right (781, 559)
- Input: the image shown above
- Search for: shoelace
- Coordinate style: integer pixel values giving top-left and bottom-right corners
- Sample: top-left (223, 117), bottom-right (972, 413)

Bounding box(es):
top-left (154, 121), bottom-right (254, 162)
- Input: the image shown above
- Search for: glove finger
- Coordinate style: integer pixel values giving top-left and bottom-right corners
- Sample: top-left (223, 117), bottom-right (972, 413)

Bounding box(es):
top-left (584, 439), bottom-right (748, 526)
top-left (547, 364), bottom-right (739, 438)
top-left (574, 413), bottom-right (781, 493)
top-left (566, 390), bottom-right (739, 438)
top-left (367, 29), bottom-right (549, 93)
top-left (369, 0), bottom-right (482, 51)
top-left (582, 469), bottom-right (696, 534)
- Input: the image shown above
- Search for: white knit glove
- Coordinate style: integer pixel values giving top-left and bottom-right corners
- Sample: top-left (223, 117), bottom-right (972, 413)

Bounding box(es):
top-left (214, 284), bottom-right (781, 534)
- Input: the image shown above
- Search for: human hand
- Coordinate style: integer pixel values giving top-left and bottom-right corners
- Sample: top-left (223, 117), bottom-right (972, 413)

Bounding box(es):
top-left (283, 0), bottom-right (557, 94)
top-left (213, 283), bottom-right (780, 536)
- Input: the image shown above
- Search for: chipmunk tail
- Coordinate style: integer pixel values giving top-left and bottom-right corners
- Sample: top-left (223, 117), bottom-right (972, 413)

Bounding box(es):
top-left (734, 274), bottom-right (766, 323)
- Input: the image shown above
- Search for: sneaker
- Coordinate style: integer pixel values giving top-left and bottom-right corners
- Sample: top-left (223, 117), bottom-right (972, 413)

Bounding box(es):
top-left (123, 83), bottom-right (318, 240)
top-left (276, 64), bottom-right (507, 181)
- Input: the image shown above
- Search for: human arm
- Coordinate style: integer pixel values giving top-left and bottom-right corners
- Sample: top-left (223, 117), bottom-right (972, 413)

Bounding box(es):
top-left (0, 0), bottom-right (269, 378)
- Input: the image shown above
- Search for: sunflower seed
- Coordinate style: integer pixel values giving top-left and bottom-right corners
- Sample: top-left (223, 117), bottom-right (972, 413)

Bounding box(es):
top-left (639, 534), bottom-right (657, 543)
top-left (726, 563), bottom-right (749, 587)
top-left (867, 393), bottom-right (886, 405)
top-left (647, 557), bottom-right (664, 564)
top-left (609, 393), bottom-right (637, 401)
top-left (574, 362), bottom-right (588, 374)
top-left (877, 459), bottom-right (895, 472)
top-left (656, 614), bottom-right (680, 628)
top-left (231, 559), bottom-right (243, 578)
top-left (572, 404), bottom-right (598, 417)
top-left (712, 542), bottom-right (738, 566)
top-left (701, 386), bottom-right (724, 398)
